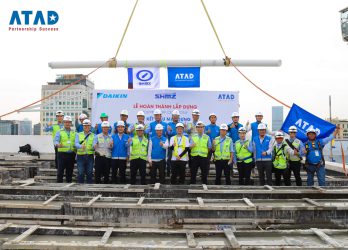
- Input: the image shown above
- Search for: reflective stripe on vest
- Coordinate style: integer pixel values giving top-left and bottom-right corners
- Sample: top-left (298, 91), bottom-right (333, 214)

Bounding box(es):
top-left (288, 139), bottom-right (301, 162)
top-left (96, 134), bottom-right (112, 157)
top-left (273, 144), bottom-right (287, 169)
top-left (57, 130), bottom-right (76, 152)
top-left (130, 137), bottom-right (148, 160)
top-left (190, 134), bottom-right (209, 157)
top-left (235, 140), bottom-right (253, 163)
top-left (213, 136), bottom-right (232, 160)
top-left (173, 136), bottom-right (188, 158)
top-left (77, 132), bottom-right (94, 155)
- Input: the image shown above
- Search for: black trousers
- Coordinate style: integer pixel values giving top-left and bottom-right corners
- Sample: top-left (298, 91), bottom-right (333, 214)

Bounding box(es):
top-left (150, 160), bottom-right (166, 184)
top-left (206, 151), bottom-right (213, 174)
top-left (288, 161), bottom-right (302, 186)
top-left (214, 160), bottom-right (231, 185)
top-left (256, 161), bottom-right (273, 186)
top-left (274, 167), bottom-right (291, 186)
top-left (171, 160), bottom-right (187, 184)
top-left (237, 161), bottom-right (254, 185)
top-left (111, 159), bottom-right (127, 184)
top-left (191, 156), bottom-right (208, 184)
top-left (57, 152), bottom-right (75, 183)
top-left (130, 158), bottom-right (147, 185)
top-left (54, 146), bottom-right (58, 169)
top-left (94, 155), bottom-right (111, 184)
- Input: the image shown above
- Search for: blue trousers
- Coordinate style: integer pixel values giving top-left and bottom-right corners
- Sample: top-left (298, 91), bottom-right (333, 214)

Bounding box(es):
top-left (76, 154), bottom-right (94, 184)
top-left (306, 164), bottom-right (326, 186)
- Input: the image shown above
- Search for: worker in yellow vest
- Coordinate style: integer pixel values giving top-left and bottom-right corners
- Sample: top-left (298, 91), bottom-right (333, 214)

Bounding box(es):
top-left (74, 119), bottom-right (94, 184)
top-left (54, 115), bottom-right (76, 183)
top-left (189, 121), bottom-right (212, 184)
top-left (235, 127), bottom-right (254, 185)
top-left (212, 124), bottom-right (233, 185)
top-left (169, 123), bottom-right (190, 184)
top-left (129, 124), bottom-right (148, 185)
top-left (44, 110), bottom-right (64, 169)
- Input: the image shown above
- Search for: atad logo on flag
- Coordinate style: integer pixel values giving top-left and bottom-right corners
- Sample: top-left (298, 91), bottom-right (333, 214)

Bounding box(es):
top-left (168, 67), bottom-right (200, 88)
top-left (128, 68), bottom-right (160, 89)
top-left (8, 10), bottom-right (59, 32)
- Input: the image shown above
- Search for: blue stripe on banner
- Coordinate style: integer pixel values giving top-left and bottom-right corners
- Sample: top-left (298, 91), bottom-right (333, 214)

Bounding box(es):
top-left (168, 67), bottom-right (200, 88)
top-left (127, 68), bottom-right (133, 89)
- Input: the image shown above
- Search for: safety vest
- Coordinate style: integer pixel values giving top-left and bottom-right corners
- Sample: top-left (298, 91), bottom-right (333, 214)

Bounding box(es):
top-left (305, 140), bottom-right (325, 165)
top-left (96, 133), bottom-right (112, 158)
top-left (57, 129), bottom-right (76, 153)
top-left (235, 140), bottom-right (253, 163)
top-left (286, 138), bottom-right (301, 162)
top-left (173, 135), bottom-right (188, 159)
top-left (77, 132), bottom-right (94, 155)
top-left (272, 143), bottom-right (287, 170)
top-left (190, 134), bottom-right (209, 157)
top-left (213, 136), bottom-right (232, 160)
top-left (130, 137), bottom-right (148, 161)
top-left (52, 123), bottom-right (62, 139)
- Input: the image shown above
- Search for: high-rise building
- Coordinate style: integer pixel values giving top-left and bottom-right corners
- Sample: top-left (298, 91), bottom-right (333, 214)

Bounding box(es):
top-left (40, 74), bottom-right (94, 135)
top-left (327, 118), bottom-right (348, 139)
top-left (272, 106), bottom-right (284, 131)
top-left (0, 120), bottom-right (13, 135)
top-left (33, 123), bottom-right (41, 135)
top-left (18, 119), bottom-right (32, 135)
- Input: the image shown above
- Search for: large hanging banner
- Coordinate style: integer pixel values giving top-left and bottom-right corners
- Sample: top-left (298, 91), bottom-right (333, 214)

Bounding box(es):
top-left (92, 89), bottom-right (239, 125)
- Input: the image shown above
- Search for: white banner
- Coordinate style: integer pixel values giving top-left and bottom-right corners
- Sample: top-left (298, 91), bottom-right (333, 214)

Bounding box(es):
top-left (128, 67), bottom-right (160, 89)
top-left (92, 89), bottom-right (239, 126)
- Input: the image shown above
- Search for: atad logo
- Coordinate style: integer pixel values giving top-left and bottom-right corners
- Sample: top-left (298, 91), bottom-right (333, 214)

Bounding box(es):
top-left (9, 10), bottom-right (59, 32)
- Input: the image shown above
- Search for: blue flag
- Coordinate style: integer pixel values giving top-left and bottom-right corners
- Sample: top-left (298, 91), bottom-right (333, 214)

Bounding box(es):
top-left (168, 67), bottom-right (200, 88)
top-left (281, 103), bottom-right (336, 142)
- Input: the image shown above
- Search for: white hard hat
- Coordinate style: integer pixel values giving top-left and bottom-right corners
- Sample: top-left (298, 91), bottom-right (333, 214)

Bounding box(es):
top-left (56, 110), bottom-right (64, 116)
top-left (231, 112), bottom-right (239, 118)
top-left (136, 124), bottom-right (145, 131)
top-left (192, 109), bottom-right (200, 115)
top-left (255, 112), bottom-right (263, 116)
top-left (137, 111), bottom-right (145, 116)
top-left (209, 113), bottom-right (217, 118)
top-left (120, 110), bottom-right (129, 116)
top-left (82, 119), bottom-right (91, 126)
top-left (79, 113), bottom-right (87, 120)
top-left (219, 124), bottom-right (228, 130)
top-left (238, 127), bottom-right (247, 133)
top-left (176, 123), bottom-right (184, 128)
top-left (257, 123), bottom-right (267, 130)
top-left (306, 128), bottom-right (317, 135)
top-left (172, 110), bottom-right (180, 116)
top-left (116, 121), bottom-right (125, 127)
top-left (63, 115), bottom-right (72, 122)
top-left (196, 121), bottom-right (205, 127)
top-left (154, 109), bottom-right (162, 115)
top-left (155, 124), bottom-right (164, 130)
top-left (101, 121), bottom-right (110, 128)
top-left (288, 126), bottom-right (298, 133)
top-left (275, 131), bottom-right (284, 138)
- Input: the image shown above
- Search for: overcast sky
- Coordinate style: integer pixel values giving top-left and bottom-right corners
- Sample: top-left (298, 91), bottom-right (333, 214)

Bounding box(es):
top-left (0, 0), bottom-right (347, 126)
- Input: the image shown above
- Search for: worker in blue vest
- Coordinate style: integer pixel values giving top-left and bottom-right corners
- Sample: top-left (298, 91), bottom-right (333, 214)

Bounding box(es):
top-left (148, 124), bottom-right (169, 184)
top-left (74, 119), bottom-right (94, 184)
top-left (93, 121), bottom-right (113, 184)
top-left (166, 110), bottom-right (180, 177)
top-left (128, 111), bottom-right (148, 137)
top-left (247, 123), bottom-right (274, 186)
top-left (44, 110), bottom-right (64, 169)
top-left (75, 113), bottom-right (88, 133)
top-left (246, 112), bottom-right (271, 139)
top-left (94, 112), bottom-right (112, 134)
top-left (54, 115), bottom-right (76, 183)
top-left (227, 112), bottom-right (244, 143)
top-left (145, 109), bottom-right (167, 138)
top-left (205, 113), bottom-right (220, 174)
top-left (114, 110), bottom-right (131, 134)
top-left (111, 121), bottom-right (130, 184)
top-left (304, 126), bottom-right (339, 186)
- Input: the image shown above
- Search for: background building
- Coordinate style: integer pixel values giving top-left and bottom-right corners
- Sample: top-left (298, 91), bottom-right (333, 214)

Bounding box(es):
top-left (328, 118), bottom-right (348, 139)
top-left (33, 123), bottom-right (41, 135)
top-left (18, 119), bottom-right (32, 135)
top-left (272, 106), bottom-right (284, 131)
top-left (40, 74), bottom-right (94, 135)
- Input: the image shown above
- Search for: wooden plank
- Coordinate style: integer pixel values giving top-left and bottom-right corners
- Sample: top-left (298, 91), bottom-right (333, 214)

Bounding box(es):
top-left (302, 198), bottom-right (323, 207)
top-left (311, 228), bottom-right (342, 248)
top-left (0, 214), bottom-right (92, 220)
top-left (186, 231), bottom-right (196, 248)
top-left (137, 196), bottom-right (145, 206)
top-left (42, 194), bottom-right (60, 206)
top-left (154, 183), bottom-right (160, 190)
top-left (63, 183), bottom-right (75, 188)
top-left (223, 228), bottom-right (240, 248)
top-left (197, 197), bottom-right (204, 207)
top-left (99, 227), bottom-right (113, 245)
top-left (202, 184), bottom-right (208, 191)
top-left (0, 223), bottom-right (12, 232)
top-left (242, 198), bottom-right (256, 208)
top-left (264, 185), bottom-right (274, 190)
top-left (87, 194), bottom-right (102, 206)
top-left (123, 184), bottom-right (131, 189)
top-left (11, 225), bottom-right (40, 243)
top-left (20, 180), bottom-right (35, 187)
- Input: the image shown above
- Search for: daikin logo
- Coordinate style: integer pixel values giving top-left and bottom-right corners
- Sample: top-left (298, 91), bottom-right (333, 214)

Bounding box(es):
top-left (97, 93), bottom-right (128, 99)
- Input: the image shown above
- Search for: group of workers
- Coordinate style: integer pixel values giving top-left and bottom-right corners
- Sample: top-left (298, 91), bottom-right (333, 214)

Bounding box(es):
top-left (45, 108), bottom-right (340, 187)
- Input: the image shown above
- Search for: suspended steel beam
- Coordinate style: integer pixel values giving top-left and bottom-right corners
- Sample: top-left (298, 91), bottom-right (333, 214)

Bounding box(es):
top-left (48, 59), bottom-right (282, 69)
